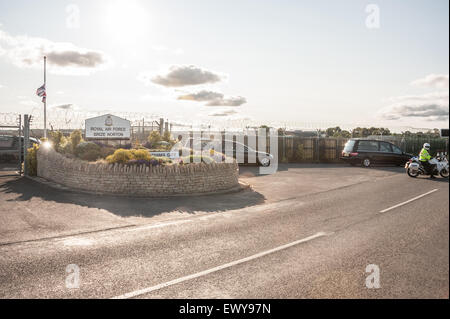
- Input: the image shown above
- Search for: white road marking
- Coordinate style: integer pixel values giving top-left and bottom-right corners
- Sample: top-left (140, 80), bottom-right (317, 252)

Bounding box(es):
top-left (379, 189), bottom-right (438, 213)
top-left (63, 238), bottom-right (93, 246)
top-left (111, 231), bottom-right (331, 299)
top-left (122, 219), bottom-right (192, 232)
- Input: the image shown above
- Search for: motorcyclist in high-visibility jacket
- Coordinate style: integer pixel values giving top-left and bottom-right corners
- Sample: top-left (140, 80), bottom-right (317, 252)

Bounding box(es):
top-left (419, 143), bottom-right (435, 178)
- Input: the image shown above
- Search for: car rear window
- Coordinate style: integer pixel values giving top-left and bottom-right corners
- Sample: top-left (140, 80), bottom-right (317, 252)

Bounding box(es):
top-left (357, 141), bottom-right (379, 152)
top-left (392, 145), bottom-right (402, 154)
top-left (379, 142), bottom-right (392, 153)
top-left (343, 140), bottom-right (356, 152)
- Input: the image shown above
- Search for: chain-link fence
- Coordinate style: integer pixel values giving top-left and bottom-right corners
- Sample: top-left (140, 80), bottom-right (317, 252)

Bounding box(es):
top-left (278, 136), bottom-right (347, 163)
top-left (369, 136), bottom-right (449, 157)
top-left (277, 135), bottom-right (448, 163)
top-left (3, 110), bottom-right (448, 165)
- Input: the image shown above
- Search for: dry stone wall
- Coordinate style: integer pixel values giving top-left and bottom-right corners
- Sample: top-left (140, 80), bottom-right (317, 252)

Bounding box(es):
top-left (37, 148), bottom-right (240, 196)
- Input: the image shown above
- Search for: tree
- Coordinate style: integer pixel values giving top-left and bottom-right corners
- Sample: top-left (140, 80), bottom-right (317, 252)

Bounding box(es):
top-left (432, 128), bottom-right (440, 137)
top-left (69, 130), bottom-right (83, 153)
top-left (324, 126), bottom-right (343, 137)
top-left (362, 127), bottom-right (370, 137)
top-left (162, 130), bottom-right (172, 143)
top-left (402, 131), bottom-right (412, 137)
top-left (382, 128), bottom-right (391, 135)
top-left (339, 130), bottom-right (351, 138)
top-left (148, 131), bottom-right (162, 146)
top-left (351, 127), bottom-right (362, 137)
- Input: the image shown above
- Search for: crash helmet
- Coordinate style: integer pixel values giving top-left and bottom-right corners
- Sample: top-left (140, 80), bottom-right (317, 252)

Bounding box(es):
top-left (423, 143), bottom-right (430, 150)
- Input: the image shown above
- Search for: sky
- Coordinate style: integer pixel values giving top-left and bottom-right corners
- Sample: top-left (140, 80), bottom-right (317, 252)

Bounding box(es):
top-left (0, 0), bottom-right (448, 130)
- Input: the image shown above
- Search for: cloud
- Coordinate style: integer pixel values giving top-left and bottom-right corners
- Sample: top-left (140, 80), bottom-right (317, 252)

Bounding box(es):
top-left (381, 103), bottom-right (449, 121)
top-left (140, 66), bottom-right (245, 107)
top-left (411, 74), bottom-right (449, 89)
top-left (381, 91), bottom-right (449, 121)
top-left (206, 96), bottom-right (247, 106)
top-left (177, 90), bottom-right (224, 102)
top-left (209, 109), bottom-right (239, 117)
top-left (145, 65), bottom-right (223, 87)
top-left (52, 104), bottom-right (73, 110)
top-left (387, 91), bottom-right (449, 103)
top-left (177, 90), bottom-right (247, 107)
top-left (45, 51), bottom-right (104, 68)
top-left (380, 74), bottom-right (449, 121)
top-left (0, 84), bottom-right (3, 89)
top-left (0, 27), bottom-right (108, 75)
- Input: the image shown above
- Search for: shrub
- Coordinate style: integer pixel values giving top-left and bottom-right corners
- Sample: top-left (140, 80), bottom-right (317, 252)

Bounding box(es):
top-left (180, 155), bottom-right (214, 164)
top-left (92, 141), bottom-right (113, 148)
top-left (162, 131), bottom-right (173, 143)
top-left (126, 156), bottom-right (172, 167)
top-left (105, 148), bottom-right (174, 165)
top-left (131, 149), bottom-right (151, 160)
top-left (69, 130), bottom-right (83, 153)
top-left (147, 131), bottom-right (162, 147)
top-left (74, 142), bottom-right (101, 161)
top-left (99, 147), bottom-right (115, 159)
top-left (61, 141), bottom-right (73, 155)
top-left (48, 131), bottom-right (66, 152)
top-left (115, 143), bottom-right (132, 150)
top-left (153, 156), bottom-right (172, 165)
top-left (106, 148), bottom-right (134, 164)
top-left (26, 144), bottom-right (39, 176)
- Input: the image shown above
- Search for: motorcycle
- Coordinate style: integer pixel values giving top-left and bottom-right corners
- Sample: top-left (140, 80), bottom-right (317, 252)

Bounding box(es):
top-left (405, 155), bottom-right (449, 178)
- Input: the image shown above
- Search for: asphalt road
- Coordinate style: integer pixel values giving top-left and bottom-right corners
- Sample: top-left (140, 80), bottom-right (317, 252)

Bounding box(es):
top-left (0, 164), bottom-right (448, 298)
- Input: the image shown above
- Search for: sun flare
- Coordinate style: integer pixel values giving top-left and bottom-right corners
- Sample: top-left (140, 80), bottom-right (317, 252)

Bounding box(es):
top-left (103, 0), bottom-right (150, 43)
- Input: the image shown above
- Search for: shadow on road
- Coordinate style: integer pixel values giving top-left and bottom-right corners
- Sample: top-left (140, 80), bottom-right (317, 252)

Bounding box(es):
top-left (239, 163), bottom-right (405, 178)
top-left (1, 176), bottom-right (266, 218)
top-left (411, 176), bottom-right (450, 184)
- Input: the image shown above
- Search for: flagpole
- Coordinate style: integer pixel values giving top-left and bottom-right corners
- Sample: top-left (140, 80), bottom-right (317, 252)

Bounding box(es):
top-left (43, 56), bottom-right (47, 139)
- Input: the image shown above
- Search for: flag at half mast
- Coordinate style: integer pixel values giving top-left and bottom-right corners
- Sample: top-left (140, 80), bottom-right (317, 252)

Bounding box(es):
top-left (36, 84), bottom-right (46, 103)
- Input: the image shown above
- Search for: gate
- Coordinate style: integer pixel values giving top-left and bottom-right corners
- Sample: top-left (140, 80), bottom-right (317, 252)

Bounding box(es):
top-left (0, 114), bottom-right (22, 175)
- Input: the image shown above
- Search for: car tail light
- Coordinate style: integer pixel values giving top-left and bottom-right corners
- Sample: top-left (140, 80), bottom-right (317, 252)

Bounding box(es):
top-left (350, 152), bottom-right (359, 157)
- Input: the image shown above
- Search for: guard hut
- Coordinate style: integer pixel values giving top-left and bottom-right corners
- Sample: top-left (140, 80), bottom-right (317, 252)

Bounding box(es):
top-left (85, 114), bottom-right (131, 146)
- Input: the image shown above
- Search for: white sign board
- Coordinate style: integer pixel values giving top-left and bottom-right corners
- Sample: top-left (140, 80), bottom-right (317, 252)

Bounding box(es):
top-left (150, 151), bottom-right (180, 159)
top-left (85, 114), bottom-right (131, 140)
